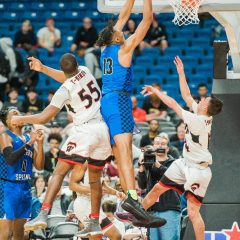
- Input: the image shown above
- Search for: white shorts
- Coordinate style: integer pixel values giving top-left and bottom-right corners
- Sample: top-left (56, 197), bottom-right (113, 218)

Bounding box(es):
top-left (59, 121), bottom-right (112, 169)
top-left (73, 196), bottom-right (113, 233)
top-left (160, 158), bottom-right (212, 205)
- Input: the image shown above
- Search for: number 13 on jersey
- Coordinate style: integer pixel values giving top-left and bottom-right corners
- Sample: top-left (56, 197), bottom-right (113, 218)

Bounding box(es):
top-left (103, 58), bottom-right (113, 75)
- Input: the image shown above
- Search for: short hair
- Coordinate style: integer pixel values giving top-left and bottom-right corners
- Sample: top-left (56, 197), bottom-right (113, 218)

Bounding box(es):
top-left (27, 86), bottom-right (37, 94)
top-left (154, 132), bottom-right (170, 147)
top-left (176, 120), bottom-right (184, 130)
top-left (0, 109), bottom-right (9, 126)
top-left (152, 82), bottom-right (161, 89)
top-left (102, 200), bottom-right (117, 213)
top-left (47, 133), bottom-right (62, 144)
top-left (8, 87), bottom-right (19, 95)
top-left (48, 89), bottom-right (56, 95)
top-left (96, 19), bottom-right (116, 47)
top-left (60, 53), bottom-right (78, 75)
top-left (198, 83), bottom-right (208, 89)
top-left (207, 94), bottom-right (223, 116)
top-left (46, 17), bottom-right (54, 22)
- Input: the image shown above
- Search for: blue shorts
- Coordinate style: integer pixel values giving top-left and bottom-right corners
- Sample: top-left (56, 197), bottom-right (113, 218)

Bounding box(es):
top-left (101, 92), bottom-right (134, 144)
top-left (4, 182), bottom-right (32, 220)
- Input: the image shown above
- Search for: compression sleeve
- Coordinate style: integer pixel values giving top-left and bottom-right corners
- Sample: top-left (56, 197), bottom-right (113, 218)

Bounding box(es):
top-left (3, 144), bottom-right (30, 166)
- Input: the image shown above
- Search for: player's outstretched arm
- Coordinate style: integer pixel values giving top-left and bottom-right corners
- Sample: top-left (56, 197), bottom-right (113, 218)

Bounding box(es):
top-left (11, 105), bottom-right (60, 126)
top-left (124, 0), bottom-right (153, 52)
top-left (33, 130), bottom-right (45, 170)
top-left (28, 56), bottom-right (66, 83)
top-left (174, 56), bottom-right (194, 108)
top-left (142, 85), bottom-right (183, 118)
top-left (114, 0), bottom-right (136, 31)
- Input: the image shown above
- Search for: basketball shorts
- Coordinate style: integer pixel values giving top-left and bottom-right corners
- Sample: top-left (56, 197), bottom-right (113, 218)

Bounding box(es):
top-left (59, 121), bottom-right (113, 169)
top-left (101, 92), bottom-right (134, 144)
top-left (73, 196), bottom-right (113, 234)
top-left (4, 182), bottom-right (32, 220)
top-left (160, 158), bottom-right (212, 205)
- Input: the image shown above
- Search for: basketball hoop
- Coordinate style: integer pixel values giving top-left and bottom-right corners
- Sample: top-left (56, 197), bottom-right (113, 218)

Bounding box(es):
top-left (170, 0), bottom-right (203, 26)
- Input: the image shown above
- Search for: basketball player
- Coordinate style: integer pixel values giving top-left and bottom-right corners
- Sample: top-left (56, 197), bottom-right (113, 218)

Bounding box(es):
top-left (91, 0), bottom-right (165, 228)
top-left (11, 54), bottom-right (112, 236)
top-left (70, 161), bottom-right (122, 239)
top-left (140, 56), bottom-right (223, 240)
top-left (0, 108), bottom-right (44, 240)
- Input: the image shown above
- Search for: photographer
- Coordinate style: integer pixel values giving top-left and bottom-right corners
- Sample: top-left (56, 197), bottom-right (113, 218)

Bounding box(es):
top-left (138, 133), bottom-right (181, 240)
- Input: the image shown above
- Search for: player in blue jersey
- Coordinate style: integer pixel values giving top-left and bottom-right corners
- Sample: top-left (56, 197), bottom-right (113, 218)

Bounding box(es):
top-left (0, 108), bottom-right (44, 240)
top-left (94, 0), bottom-right (166, 228)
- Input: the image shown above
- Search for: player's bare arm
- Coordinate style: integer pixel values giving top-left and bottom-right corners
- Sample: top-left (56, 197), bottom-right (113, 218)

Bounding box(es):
top-left (142, 85), bottom-right (183, 118)
top-left (114, 0), bottom-right (136, 31)
top-left (28, 56), bottom-right (67, 83)
top-left (11, 105), bottom-right (60, 126)
top-left (123, 0), bottom-right (153, 53)
top-left (174, 56), bottom-right (194, 108)
top-left (0, 133), bottom-right (12, 150)
top-left (33, 129), bottom-right (45, 171)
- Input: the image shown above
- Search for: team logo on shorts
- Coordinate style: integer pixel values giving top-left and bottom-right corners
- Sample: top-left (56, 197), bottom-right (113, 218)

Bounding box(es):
top-left (66, 142), bottom-right (77, 152)
top-left (191, 183), bottom-right (200, 192)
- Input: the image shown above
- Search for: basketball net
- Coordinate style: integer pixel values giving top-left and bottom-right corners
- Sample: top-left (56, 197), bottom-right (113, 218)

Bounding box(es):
top-left (170, 0), bottom-right (203, 26)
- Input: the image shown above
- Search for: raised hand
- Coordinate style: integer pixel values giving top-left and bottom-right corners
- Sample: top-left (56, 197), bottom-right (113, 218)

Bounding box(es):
top-left (27, 56), bottom-right (43, 72)
top-left (141, 85), bottom-right (159, 97)
top-left (36, 129), bottom-right (44, 145)
top-left (28, 131), bottom-right (37, 145)
top-left (174, 56), bottom-right (184, 74)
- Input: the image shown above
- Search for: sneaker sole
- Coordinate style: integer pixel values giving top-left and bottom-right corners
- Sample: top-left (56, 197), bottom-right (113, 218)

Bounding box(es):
top-left (121, 202), bottom-right (148, 221)
top-left (77, 230), bottom-right (102, 238)
top-left (24, 222), bottom-right (47, 232)
top-left (132, 219), bottom-right (167, 228)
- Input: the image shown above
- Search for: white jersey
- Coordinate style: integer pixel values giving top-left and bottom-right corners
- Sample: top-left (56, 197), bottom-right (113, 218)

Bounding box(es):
top-left (50, 66), bottom-right (102, 125)
top-left (182, 102), bottom-right (213, 165)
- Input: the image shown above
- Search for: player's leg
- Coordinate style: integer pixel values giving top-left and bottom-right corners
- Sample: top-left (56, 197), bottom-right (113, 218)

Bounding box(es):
top-left (187, 200), bottom-right (204, 240)
top-left (24, 160), bottom-right (72, 231)
top-left (0, 219), bottom-right (12, 240)
top-left (112, 144), bottom-right (127, 191)
top-left (113, 133), bottom-right (135, 194)
top-left (103, 224), bottom-right (121, 240)
top-left (12, 219), bottom-right (27, 240)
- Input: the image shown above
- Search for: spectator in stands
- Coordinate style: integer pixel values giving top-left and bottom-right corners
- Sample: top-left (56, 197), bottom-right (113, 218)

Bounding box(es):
top-left (106, 159), bottom-right (119, 178)
top-left (2, 88), bottom-right (22, 111)
top-left (22, 87), bottom-right (43, 114)
top-left (44, 133), bottom-right (62, 176)
top-left (140, 14), bottom-right (168, 53)
top-left (14, 20), bottom-right (37, 49)
top-left (170, 120), bottom-right (185, 142)
top-left (131, 96), bottom-right (147, 122)
top-left (138, 134), bottom-right (181, 240)
top-left (197, 83), bottom-right (209, 102)
top-left (37, 17), bottom-right (61, 52)
top-left (77, 47), bottom-right (102, 89)
top-left (171, 122), bottom-right (186, 156)
top-left (140, 119), bottom-right (160, 147)
top-left (70, 17), bottom-right (98, 52)
top-left (102, 200), bottom-right (125, 236)
top-left (142, 83), bottom-right (168, 120)
top-left (31, 175), bottom-right (47, 203)
top-left (0, 38), bottom-right (17, 86)
top-left (124, 19), bottom-right (136, 37)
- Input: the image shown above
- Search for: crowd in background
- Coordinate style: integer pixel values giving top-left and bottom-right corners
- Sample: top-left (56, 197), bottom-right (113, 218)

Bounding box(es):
top-left (0, 13), bottom-right (210, 240)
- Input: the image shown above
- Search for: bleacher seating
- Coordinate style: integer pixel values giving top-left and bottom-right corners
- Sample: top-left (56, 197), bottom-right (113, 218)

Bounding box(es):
top-left (0, 0), bottom-right (220, 106)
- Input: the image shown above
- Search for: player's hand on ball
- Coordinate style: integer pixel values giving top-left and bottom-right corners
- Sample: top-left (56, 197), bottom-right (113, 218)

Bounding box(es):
top-left (174, 56), bottom-right (184, 74)
top-left (27, 56), bottom-right (43, 72)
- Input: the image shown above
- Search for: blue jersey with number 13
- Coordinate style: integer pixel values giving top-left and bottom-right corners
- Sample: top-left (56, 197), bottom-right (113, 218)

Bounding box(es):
top-left (100, 44), bottom-right (134, 95)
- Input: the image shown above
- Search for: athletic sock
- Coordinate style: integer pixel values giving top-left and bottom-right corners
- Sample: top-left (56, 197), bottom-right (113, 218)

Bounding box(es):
top-left (90, 213), bottom-right (100, 219)
top-left (41, 203), bottom-right (52, 211)
top-left (127, 190), bottom-right (138, 201)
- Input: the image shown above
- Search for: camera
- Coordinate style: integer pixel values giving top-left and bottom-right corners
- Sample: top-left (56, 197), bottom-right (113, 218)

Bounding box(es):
top-left (141, 148), bottom-right (166, 169)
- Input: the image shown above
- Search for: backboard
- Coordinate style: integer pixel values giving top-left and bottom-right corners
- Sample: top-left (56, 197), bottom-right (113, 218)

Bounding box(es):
top-left (98, 0), bottom-right (240, 13)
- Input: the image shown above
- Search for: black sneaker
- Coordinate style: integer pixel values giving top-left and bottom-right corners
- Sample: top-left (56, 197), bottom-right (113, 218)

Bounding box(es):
top-left (121, 196), bottom-right (166, 228)
top-left (132, 216), bottom-right (167, 228)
